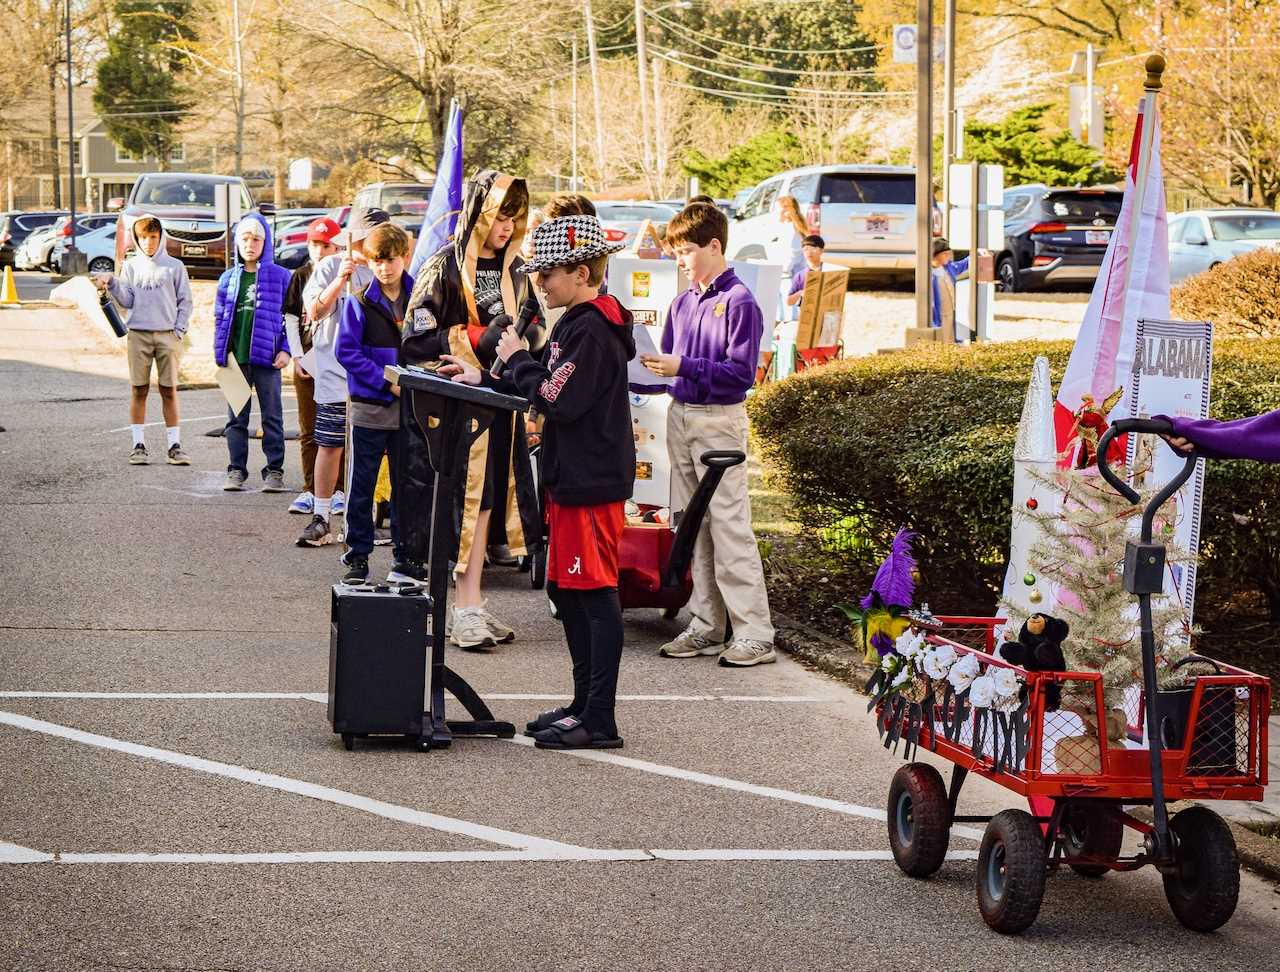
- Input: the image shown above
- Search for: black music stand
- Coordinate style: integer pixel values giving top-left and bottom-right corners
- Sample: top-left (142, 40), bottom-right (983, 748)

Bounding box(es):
top-left (386, 364), bottom-right (528, 750)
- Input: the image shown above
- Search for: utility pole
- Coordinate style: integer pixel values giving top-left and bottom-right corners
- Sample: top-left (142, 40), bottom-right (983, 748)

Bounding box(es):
top-left (64, 0), bottom-right (81, 271)
top-left (1082, 42), bottom-right (1095, 148)
top-left (915, 0), bottom-right (934, 332)
top-left (941, 0), bottom-right (956, 237)
top-left (584, 0), bottom-right (606, 186)
top-left (652, 56), bottom-right (666, 197)
top-left (231, 0), bottom-right (246, 176)
top-left (571, 37), bottom-right (579, 192)
top-left (635, 0), bottom-right (653, 181)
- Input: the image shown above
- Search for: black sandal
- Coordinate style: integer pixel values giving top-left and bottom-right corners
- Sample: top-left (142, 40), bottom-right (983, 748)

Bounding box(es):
top-left (524, 707), bottom-right (572, 736)
top-left (532, 715), bottom-right (623, 750)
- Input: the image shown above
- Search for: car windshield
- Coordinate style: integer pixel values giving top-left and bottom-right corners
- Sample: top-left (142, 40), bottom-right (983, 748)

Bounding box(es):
top-left (1045, 192), bottom-right (1123, 220)
top-left (1210, 214), bottom-right (1280, 241)
top-left (817, 174), bottom-right (915, 206)
top-left (379, 188), bottom-right (430, 213)
top-left (597, 204), bottom-right (678, 221)
top-left (135, 176), bottom-right (252, 210)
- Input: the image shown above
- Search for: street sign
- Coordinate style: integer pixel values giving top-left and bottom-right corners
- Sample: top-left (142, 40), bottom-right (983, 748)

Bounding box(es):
top-left (213, 183), bottom-right (243, 226)
top-left (893, 25), bottom-right (916, 64)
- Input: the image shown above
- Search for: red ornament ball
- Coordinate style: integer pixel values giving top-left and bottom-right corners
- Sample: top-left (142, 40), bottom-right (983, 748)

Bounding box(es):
top-left (1026, 497), bottom-right (1039, 510)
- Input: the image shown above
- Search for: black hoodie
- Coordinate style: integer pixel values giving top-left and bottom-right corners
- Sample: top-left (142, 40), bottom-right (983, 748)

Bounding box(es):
top-left (498, 294), bottom-right (637, 506)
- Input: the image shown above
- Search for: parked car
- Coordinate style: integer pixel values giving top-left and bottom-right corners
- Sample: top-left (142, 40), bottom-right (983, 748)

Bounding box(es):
top-left (50, 212), bottom-right (124, 273)
top-left (1, 210), bottom-right (67, 268)
top-left (16, 224), bottom-right (62, 271)
top-left (996, 184), bottom-right (1123, 292)
top-left (352, 182), bottom-right (431, 231)
top-left (730, 165), bottom-right (939, 276)
top-left (54, 222), bottom-right (118, 275)
top-left (115, 172), bottom-right (256, 275)
top-left (595, 201), bottom-right (681, 248)
top-left (1167, 208), bottom-right (1280, 283)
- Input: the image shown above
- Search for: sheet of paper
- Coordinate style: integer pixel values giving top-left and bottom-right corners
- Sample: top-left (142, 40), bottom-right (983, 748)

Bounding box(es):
top-left (216, 363), bottom-right (252, 413)
top-left (298, 347), bottom-right (318, 377)
top-left (628, 322), bottom-right (674, 391)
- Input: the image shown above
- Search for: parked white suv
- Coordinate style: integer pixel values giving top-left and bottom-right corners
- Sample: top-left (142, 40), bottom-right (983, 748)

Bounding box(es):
top-left (729, 164), bottom-right (932, 275)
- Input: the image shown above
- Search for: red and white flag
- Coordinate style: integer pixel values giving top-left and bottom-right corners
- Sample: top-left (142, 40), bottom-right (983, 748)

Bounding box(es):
top-left (1053, 100), bottom-right (1170, 463)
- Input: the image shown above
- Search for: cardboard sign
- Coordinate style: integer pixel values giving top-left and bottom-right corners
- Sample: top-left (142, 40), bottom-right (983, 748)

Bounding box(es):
top-left (1123, 317), bottom-right (1213, 630)
top-left (797, 270), bottom-right (847, 350)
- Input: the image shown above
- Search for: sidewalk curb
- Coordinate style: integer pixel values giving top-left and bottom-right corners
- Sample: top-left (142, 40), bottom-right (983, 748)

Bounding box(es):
top-left (774, 612), bottom-right (1279, 886)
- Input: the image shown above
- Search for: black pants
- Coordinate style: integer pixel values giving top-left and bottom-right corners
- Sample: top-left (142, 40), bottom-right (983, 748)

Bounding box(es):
top-left (548, 583), bottom-right (624, 737)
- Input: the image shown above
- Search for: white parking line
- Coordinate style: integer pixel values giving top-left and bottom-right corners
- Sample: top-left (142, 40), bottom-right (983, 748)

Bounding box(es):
top-left (504, 735), bottom-right (986, 842)
top-left (0, 691), bottom-right (839, 704)
top-left (99, 406), bottom-right (299, 435)
top-left (0, 710), bottom-right (581, 855)
top-left (0, 842), bottom-right (981, 866)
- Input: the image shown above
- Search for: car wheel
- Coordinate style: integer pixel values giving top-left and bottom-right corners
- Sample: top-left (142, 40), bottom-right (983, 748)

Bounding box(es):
top-left (996, 256), bottom-right (1020, 293)
top-left (88, 257), bottom-right (114, 274)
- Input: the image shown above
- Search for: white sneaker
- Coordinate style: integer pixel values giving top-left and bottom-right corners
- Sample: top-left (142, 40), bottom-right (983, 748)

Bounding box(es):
top-left (718, 639), bottom-right (777, 667)
top-left (477, 603), bottom-right (515, 644)
top-left (658, 627), bottom-right (724, 658)
top-left (331, 490), bottom-right (346, 516)
top-left (450, 607), bottom-right (497, 650)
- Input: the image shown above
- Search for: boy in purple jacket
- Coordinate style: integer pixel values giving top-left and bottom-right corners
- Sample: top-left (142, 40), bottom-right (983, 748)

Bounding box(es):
top-left (640, 202), bottom-right (776, 667)
top-left (334, 222), bottom-right (417, 584)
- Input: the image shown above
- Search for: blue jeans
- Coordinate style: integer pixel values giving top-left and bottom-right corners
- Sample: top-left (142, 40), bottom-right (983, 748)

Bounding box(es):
top-left (225, 362), bottom-right (285, 478)
top-left (345, 423), bottom-right (404, 560)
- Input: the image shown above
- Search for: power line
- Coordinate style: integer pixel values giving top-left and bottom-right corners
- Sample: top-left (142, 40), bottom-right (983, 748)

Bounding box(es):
top-left (656, 50), bottom-right (906, 97)
top-left (651, 43), bottom-right (881, 77)
top-left (645, 8), bottom-right (883, 56)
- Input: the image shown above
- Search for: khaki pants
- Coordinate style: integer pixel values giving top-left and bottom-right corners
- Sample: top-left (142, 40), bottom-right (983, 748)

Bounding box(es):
top-left (293, 365), bottom-right (316, 494)
top-left (667, 400), bottom-right (774, 644)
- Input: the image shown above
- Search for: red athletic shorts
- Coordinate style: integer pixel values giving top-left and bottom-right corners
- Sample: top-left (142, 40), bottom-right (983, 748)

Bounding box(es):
top-left (546, 498), bottom-right (626, 589)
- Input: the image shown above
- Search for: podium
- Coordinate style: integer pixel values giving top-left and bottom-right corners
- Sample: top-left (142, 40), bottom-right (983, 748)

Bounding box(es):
top-left (384, 363), bottom-right (530, 749)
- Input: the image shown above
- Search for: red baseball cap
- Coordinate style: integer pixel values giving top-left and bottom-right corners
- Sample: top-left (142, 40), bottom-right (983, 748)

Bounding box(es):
top-left (306, 217), bottom-right (341, 243)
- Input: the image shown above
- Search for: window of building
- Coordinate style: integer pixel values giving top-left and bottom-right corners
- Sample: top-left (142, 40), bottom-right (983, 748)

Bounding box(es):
top-left (169, 144), bottom-right (185, 163)
top-left (115, 143), bottom-right (136, 163)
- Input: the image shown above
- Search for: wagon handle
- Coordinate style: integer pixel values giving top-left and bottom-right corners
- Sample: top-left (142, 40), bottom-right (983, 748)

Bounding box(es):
top-left (1097, 418), bottom-right (1199, 544)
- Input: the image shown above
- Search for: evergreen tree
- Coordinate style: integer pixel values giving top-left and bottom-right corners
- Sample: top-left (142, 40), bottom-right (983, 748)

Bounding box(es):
top-left (93, 0), bottom-right (192, 165)
top-left (1002, 460), bottom-right (1192, 704)
top-left (963, 105), bottom-right (1118, 187)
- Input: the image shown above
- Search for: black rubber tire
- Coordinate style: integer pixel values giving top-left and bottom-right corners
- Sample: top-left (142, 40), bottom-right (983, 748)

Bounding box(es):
top-left (341, 733), bottom-right (354, 751)
top-left (887, 763), bottom-right (951, 878)
top-left (662, 607), bottom-right (679, 620)
top-left (88, 257), bottom-right (114, 274)
top-left (1060, 801), bottom-right (1124, 878)
top-left (1163, 806), bottom-right (1239, 932)
top-left (977, 809), bottom-right (1047, 934)
top-left (996, 255), bottom-right (1020, 293)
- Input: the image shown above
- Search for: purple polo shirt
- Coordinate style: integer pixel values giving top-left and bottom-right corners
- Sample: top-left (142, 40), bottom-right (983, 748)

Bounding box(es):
top-left (661, 267), bottom-right (763, 405)
top-left (788, 268), bottom-right (808, 296)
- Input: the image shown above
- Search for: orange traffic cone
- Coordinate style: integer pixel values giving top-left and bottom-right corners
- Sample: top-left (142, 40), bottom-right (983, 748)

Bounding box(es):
top-left (0, 266), bottom-right (19, 306)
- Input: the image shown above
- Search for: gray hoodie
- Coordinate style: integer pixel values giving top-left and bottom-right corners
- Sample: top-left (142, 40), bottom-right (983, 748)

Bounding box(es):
top-left (107, 213), bottom-right (193, 336)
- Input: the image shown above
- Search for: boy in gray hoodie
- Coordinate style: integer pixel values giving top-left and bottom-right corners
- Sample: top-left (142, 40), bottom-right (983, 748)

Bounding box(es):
top-left (94, 213), bottom-right (194, 465)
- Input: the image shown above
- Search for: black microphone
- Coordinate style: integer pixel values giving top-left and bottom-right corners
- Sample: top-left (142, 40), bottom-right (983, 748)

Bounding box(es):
top-left (489, 302), bottom-right (541, 380)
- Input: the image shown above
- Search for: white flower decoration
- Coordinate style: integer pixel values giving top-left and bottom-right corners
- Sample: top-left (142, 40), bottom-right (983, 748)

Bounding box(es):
top-left (892, 667), bottom-right (912, 689)
top-left (948, 652), bottom-right (981, 692)
top-left (895, 629), bottom-right (925, 659)
top-left (931, 643), bottom-right (957, 671)
top-left (992, 667), bottom-right (1021, 698)
top-left (969, 673), bottom-right (996, 708)
top-left (882, 653), bottom-right (899, 673)
top-left (922, 649), bottom-right (948, 680)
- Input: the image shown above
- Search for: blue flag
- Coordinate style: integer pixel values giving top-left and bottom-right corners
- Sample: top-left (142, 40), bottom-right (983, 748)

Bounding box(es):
top-left (410, 99), bottom-right (464, 277)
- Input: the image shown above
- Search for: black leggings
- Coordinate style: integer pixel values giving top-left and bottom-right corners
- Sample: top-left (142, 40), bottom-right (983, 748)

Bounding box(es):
top-left (547, 583), bottom-right (624, 737)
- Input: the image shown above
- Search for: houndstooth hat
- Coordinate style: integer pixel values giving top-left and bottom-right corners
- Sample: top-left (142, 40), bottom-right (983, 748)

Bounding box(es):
top-left (518, 215), bottom-right (625, 274)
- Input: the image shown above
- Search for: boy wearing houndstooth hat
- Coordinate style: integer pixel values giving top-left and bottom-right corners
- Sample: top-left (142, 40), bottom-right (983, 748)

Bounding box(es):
top-left (441, 215), bottom-right (637, 750)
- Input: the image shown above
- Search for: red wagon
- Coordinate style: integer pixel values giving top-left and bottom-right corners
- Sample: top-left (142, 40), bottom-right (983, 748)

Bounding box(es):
top-left (880, 419), bottom-right (1272, 934)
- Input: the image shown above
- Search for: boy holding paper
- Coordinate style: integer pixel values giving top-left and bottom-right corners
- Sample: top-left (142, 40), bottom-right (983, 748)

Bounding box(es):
top-left (641, 202), bottom-right (776, 667)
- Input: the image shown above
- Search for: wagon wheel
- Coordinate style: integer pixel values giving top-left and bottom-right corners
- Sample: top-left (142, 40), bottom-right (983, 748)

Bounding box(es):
top-left (1163, 806), bottom-right (1239, 932)
top-left (1060, 801), bottom-right (1124, 878)
top-left (976, 809), bottom-right (1046, 934)
top-left (529, 548), bottom-right (546, 590)
top-left (887, 763), bottom-right (951, 878)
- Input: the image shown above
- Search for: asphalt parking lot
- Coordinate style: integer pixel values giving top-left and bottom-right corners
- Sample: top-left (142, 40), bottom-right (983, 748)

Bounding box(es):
top-left (1, 306), bottom-right (1277, 971)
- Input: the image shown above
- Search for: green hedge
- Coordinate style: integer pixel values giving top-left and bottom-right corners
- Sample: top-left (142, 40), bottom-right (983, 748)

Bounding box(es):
top-left (747, 338), bottom-right (1280, 618)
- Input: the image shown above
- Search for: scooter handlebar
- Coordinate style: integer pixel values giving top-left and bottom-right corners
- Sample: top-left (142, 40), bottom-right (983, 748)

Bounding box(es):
top-left (699, 450), bottom-right (746, 469)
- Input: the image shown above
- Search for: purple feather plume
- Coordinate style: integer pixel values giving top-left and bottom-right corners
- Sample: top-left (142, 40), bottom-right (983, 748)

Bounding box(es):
top-left (860, 528), bottom-right (917, 609)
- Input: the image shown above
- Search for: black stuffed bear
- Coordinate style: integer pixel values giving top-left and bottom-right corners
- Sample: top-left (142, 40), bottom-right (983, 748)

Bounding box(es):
top-left (1000, 613), bottom-right (1069, 711)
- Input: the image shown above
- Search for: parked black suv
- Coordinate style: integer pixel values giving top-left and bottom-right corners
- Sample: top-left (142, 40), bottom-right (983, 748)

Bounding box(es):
top-left (0, 210), bottom-right (67, 268)
top-left (997, 184), bottom-right (1124, 292)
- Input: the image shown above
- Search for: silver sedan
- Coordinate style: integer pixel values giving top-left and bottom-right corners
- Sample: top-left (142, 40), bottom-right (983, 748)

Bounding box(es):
top-left (1168, 208), bottom-right (1280, 283)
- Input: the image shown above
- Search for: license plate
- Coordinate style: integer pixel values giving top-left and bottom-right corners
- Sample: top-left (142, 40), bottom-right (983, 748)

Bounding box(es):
top-left (1085, 230), bottom-right (1110, 245)
top-left (865, 216), bottom-right (890, 234)
top-left (182, 244), bottom-right (208, 257)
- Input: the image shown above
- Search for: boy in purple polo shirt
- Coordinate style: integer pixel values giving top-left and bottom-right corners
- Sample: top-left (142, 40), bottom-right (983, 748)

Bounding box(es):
top-left (640, 202), bottom-right (776, 667)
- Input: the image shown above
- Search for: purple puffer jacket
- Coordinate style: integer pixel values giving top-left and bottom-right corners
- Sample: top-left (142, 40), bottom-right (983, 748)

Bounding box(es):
top-left (213, 212), bottom-right (292, 368)
top-left (1158, 410), bottom-right (1280, 462)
